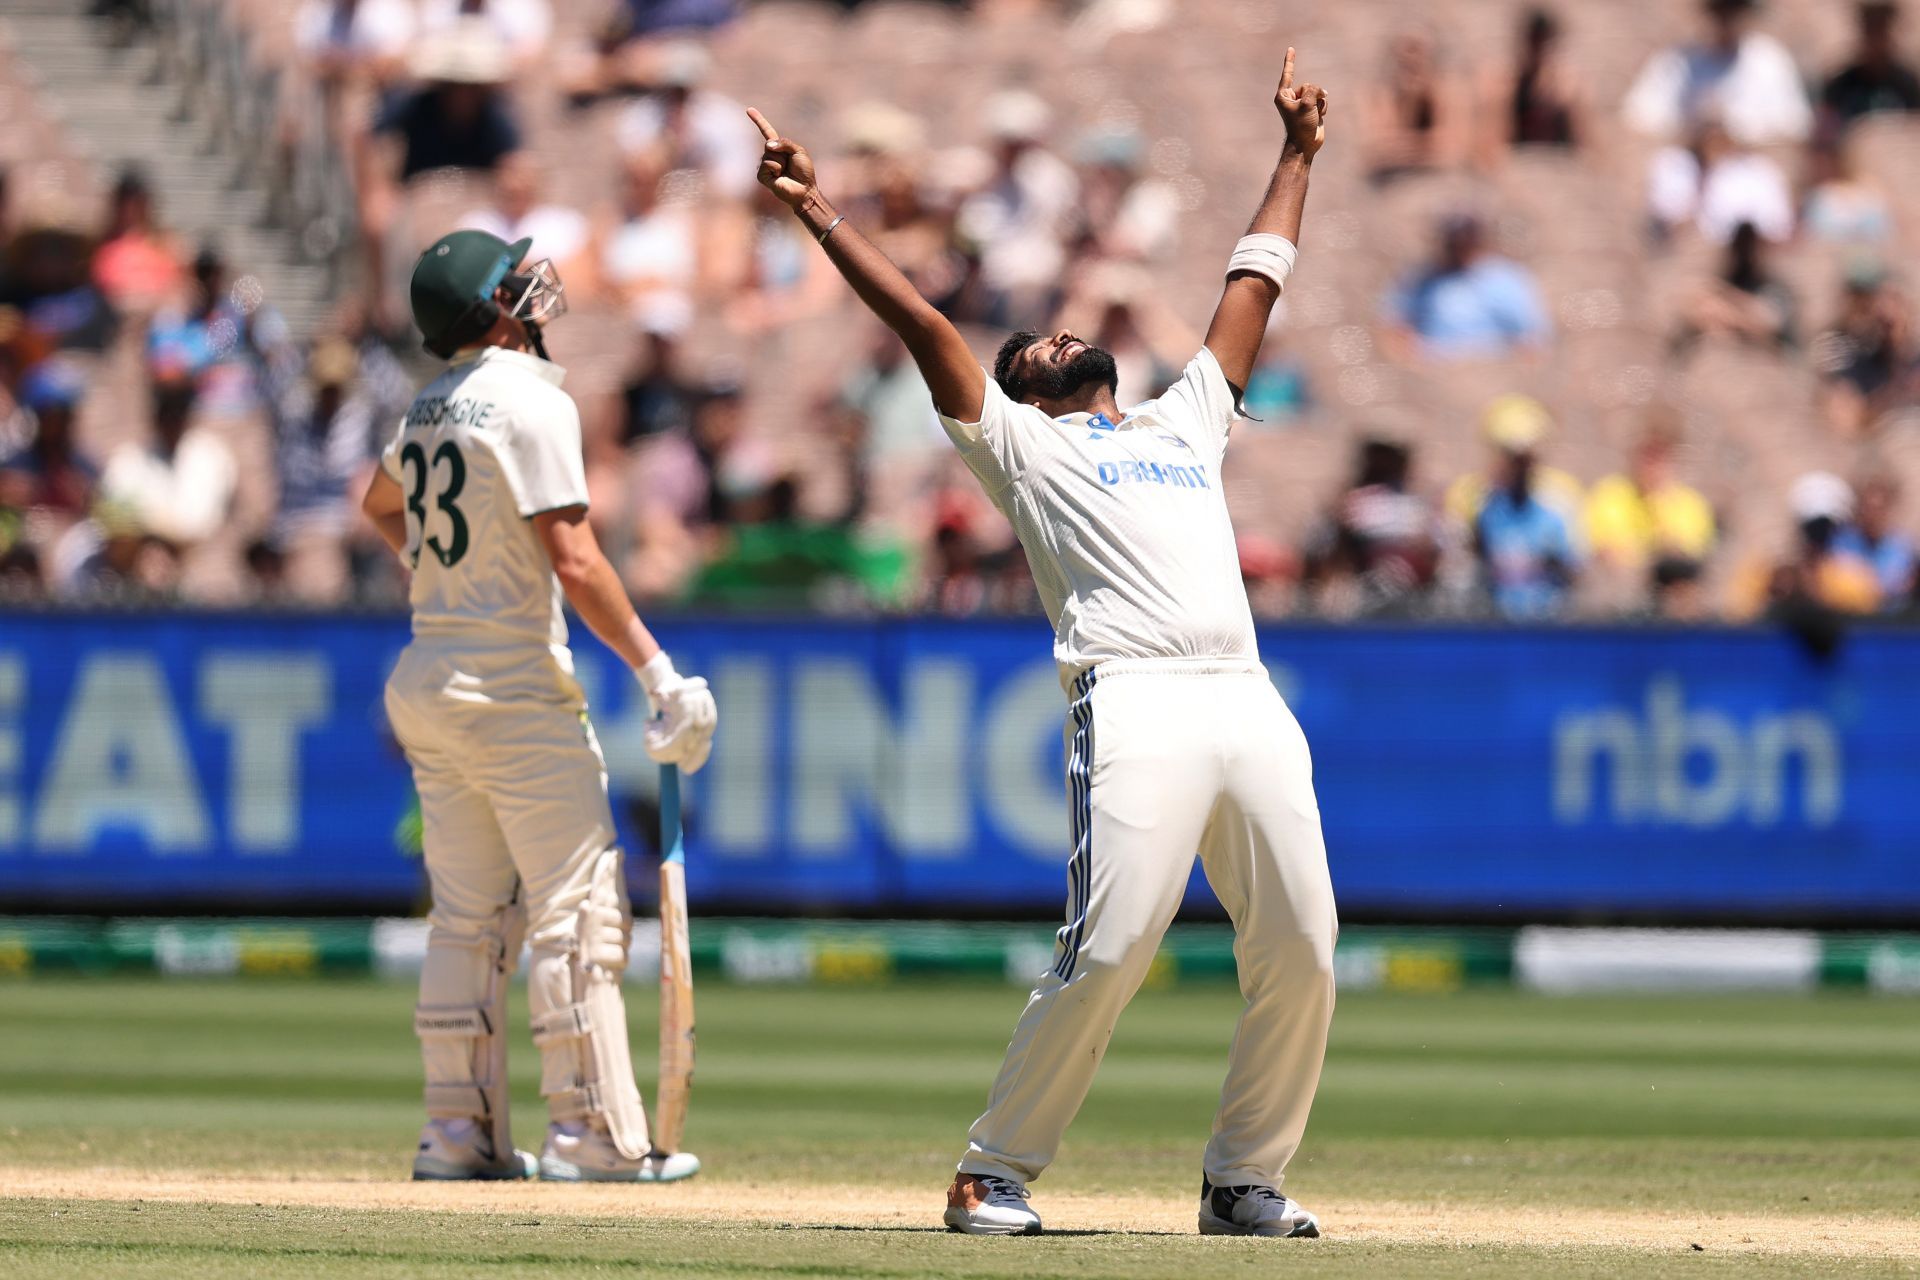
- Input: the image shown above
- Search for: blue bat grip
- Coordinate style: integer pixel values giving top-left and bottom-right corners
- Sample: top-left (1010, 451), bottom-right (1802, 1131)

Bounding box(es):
top-left (660, 764), bottom-right (685, 866)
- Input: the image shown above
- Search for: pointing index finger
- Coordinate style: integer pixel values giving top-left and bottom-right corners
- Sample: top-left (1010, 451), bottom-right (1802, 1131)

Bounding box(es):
top-left (746, 107), bottom-right (780, 142)
top-left (1280, 47), bottom-right (1295, 93)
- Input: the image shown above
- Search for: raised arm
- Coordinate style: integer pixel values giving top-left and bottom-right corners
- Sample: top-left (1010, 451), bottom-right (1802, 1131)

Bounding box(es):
top-left (747, 107), bottom-right (986, 422)
top-left (1203, 48), bottom-right (1329, 392)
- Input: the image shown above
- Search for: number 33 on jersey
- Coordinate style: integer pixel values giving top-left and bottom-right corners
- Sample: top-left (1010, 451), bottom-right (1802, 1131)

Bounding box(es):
top-left (380, 345), bottom-right (592, 650)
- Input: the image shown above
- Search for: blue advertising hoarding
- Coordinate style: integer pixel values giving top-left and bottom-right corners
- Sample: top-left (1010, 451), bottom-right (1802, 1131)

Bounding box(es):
top-left (0, 613), bottom-right (1914, 921)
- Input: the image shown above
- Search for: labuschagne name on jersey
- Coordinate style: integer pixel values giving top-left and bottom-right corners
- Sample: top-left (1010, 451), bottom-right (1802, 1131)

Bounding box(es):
top-left (406, 395), bottom-right (497, 430)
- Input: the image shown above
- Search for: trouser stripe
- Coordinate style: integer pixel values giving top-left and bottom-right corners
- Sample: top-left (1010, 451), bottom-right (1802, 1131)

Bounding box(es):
top-left (1054, 670), bottom-right (1097, 981)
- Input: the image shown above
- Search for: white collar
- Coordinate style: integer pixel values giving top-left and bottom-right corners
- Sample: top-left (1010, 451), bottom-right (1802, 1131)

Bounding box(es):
top-left (451, 344), bottom-right (567, 387)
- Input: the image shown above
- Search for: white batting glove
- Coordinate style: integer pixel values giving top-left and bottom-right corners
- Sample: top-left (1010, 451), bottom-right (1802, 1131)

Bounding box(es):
top-left (636, 652), bottom-right (719, 775)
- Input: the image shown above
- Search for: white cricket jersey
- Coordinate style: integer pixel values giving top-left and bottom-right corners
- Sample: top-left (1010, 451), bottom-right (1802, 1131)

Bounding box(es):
top-left (380, 345), bottom-right (588, 653)
top-left (938, 347), bottom-right (1258, 673)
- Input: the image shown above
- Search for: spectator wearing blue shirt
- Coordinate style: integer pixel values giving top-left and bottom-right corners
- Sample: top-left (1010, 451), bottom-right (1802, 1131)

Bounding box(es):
top-left (1835, 472), bottom-right (1918, 608)
top-left (1473, 445), bottom-right (1579, 617)
top-left (1384, 213), bottom-right (1551, 360)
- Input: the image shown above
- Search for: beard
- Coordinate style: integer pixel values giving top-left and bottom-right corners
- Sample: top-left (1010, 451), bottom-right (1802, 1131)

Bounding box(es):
top-left (1025, 344), bottom-right (1118, 401)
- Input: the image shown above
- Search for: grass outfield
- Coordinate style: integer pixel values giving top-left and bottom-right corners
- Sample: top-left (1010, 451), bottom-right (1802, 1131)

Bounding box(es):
top-left (0, 978), bottom-right (1916, 1277)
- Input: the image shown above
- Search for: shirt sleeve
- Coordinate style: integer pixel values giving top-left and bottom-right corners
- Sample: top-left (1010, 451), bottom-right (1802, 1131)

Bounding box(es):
top-left (378, 416), bottom-right (407, 483)
top-left (498, 388), bottom-right (588, 516)
top-left (1152, 347), bottom-right (1242, 458)
top-left (935, 371), bottom-right (1035, 494)
top-left (1623, 48), bottom-right (1684, 138)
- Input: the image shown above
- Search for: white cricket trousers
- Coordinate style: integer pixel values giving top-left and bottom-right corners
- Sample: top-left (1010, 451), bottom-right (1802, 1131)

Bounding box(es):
top-left (959, 658), bottom-right (1338, 1190)
top-left (384, 642), bottom-right (618, 948)
top-left (383, 641), bottom-right (622, 1091)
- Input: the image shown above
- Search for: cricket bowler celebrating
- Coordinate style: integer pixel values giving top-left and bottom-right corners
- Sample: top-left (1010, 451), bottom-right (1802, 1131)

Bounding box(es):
top-left (750, 48), bottom-right (1336, 1238)
top-left (361, 230), bottom-right (718, 1183)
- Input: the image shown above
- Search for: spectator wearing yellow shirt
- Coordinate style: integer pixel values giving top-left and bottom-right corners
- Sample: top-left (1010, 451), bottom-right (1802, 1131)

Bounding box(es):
top-left (1583, 426), bottom-right (1718, 615)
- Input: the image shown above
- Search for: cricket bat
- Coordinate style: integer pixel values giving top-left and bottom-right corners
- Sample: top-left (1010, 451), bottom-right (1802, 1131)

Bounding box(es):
top-left (654, 763), bottom-right (695, 1155)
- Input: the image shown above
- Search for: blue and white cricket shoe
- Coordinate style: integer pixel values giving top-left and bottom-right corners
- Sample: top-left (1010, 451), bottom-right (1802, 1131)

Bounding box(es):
top-left (537, 1121), bottom-right (702, 1183)
top-left (410, 1118), bottom-right (537, 1181)
top-left (1197, 1178), bottom-right (1320, 1237)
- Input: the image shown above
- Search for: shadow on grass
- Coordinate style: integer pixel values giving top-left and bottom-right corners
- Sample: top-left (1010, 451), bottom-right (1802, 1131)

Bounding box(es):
top-left (778, 1225), bottom-right (1184, 1238)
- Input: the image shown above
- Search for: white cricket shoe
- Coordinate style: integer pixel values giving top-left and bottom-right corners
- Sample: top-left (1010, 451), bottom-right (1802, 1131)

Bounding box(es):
top-left (537, 1121), bottom-right (702, 1183)
top-left (943, 1172), bottom-right (1042, 1235)
top-left (1197, 1177), bottom-right (1320, 1237)
top-left (410, 1117), bottom-right (536, 1181)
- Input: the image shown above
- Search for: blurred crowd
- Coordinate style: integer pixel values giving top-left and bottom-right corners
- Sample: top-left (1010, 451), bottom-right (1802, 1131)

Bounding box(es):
top-left (1, 0), bottom-right (1918, 623)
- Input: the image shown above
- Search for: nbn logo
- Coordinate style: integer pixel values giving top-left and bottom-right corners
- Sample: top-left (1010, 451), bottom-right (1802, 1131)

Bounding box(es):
top-left (1097, 460), bottom-right (1208, 488)
top-left (1552, 676), bottom-right (1842, 828)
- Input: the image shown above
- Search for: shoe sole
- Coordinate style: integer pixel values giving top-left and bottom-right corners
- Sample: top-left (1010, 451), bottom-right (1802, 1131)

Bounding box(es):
top-left (943, 1207), bottom-right (1042, 1236)
top-left (539, 1155), bottom-right (702, 1183)
top-left (1198, 1209), bottom-right (1320, 1238)
top-left (412, 1151), bottom-right (537, 1182)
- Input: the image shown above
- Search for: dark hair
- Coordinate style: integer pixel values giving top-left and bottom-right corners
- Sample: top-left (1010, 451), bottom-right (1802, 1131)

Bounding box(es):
top-left (112, 166), bottom-right (152, 203)
top-left (1524, 7), bottom-right (1558, 43)
top-left (993, 330), bottom-right (1040, 399)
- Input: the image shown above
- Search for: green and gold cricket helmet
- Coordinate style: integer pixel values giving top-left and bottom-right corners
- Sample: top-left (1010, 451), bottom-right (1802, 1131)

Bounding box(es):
top-left (410, 229), bottom-right (568, 358)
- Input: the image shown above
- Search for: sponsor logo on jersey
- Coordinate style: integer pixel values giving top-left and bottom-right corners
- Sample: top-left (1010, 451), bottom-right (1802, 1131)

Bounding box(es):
top-left (1096, 459), bottom-right (1209, 488)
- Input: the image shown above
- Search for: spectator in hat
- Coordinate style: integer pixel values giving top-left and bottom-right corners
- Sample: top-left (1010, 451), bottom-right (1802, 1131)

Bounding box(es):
top-left (1820, 1), bottom-right (1920, 127)
top-left (1737, 471), bottom-right (1881, 618)
top-left (417, 0), bottom-right (553, 67)
top-left (1444, 394), bottom-right (1584, 529)
top-left (1624, 0), bottom-right (1812, 146)
top-left (1835, 470), bottom-right (1917, 607)
top-left (90, 167), bottom-right (185, 314)
top-left (1382, 213), bottom-right (1551, 361)
top-left (1815, 258), bottom-right (1913, 437)
top-left (955, 89), bottom-right (1080, 326)
top-left (835, 105), bottom-right (962, 314)
top-left (1471, 435), bottom-right (1581, 620)
top-left (358, 17), bottom-right (523, 320)
top-left (371, 20), bottom-right (522, 182)
top-left (1583, 422), bottom-right (1718, 609)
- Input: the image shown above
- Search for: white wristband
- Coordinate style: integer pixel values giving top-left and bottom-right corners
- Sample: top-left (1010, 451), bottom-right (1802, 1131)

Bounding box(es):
top-left (636, 651), bottom-right (676, 697)
top-left (1226, 233), bottom-right (1298, 291)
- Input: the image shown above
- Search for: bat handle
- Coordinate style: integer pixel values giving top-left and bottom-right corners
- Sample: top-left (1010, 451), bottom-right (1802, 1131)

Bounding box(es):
top-left (661, 763), bottom-right (684, 866)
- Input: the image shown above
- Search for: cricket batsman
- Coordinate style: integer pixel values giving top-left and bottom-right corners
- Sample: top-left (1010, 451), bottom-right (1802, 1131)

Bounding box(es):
top-left (361, 230), bottom-right (717, 1183)
top-left (749, 48), bottom-right (1337, 1237)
